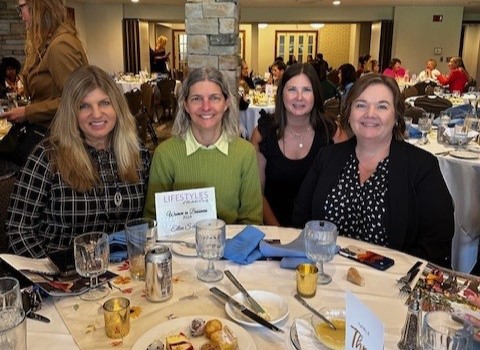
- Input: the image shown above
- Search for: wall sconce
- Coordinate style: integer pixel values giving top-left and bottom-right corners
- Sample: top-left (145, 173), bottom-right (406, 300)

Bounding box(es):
top-left (258, 23), bottom-right (268, 29)
top-left (310, 23), bottom-right (325, 29)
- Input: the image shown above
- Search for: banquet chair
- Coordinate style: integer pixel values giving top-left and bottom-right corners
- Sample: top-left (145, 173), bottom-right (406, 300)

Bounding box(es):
top-left (404, 103), bottom-right (426, 124)
top-left (124, 88), bottom-right (143, 115)
top-left (140, 83), bottom-right (159, 146)
top-left (414, 81), bottom-right (437, 95)
top-left (134, 107), bottom-right (149, 144)
top-left (323, 97), bottom-right (341, 120)
top-left (157, 79), bottom-right (177, 119)
top-left (413, 95), bottom-right (452, 118)
top-left (326, 69), bottom-right (340, 86)
top-left (465, 79), bottom-right (477, 93)
top-left (0, 171), bottom-right (17, 253)
top-left (401, 86), bottom-right (419, 101)
top-left (173, 69), bottom-right (184, 82)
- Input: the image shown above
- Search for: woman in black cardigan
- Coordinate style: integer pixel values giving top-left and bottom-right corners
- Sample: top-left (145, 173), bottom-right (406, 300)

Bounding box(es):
top-left (292, 74), bottom-right (454, 267)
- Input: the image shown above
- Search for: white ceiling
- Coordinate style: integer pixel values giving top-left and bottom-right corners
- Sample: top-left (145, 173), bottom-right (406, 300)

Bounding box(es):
top-left (79, 0), bottom-right (480, 12)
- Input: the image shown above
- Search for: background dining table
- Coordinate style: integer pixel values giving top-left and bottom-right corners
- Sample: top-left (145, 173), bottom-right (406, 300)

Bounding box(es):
top-left (239, 103), bottom-right (275, 140)
top-left (26, 225), bottom-right (425, 349)
top-left (409, 132), bottom-right (480, 273)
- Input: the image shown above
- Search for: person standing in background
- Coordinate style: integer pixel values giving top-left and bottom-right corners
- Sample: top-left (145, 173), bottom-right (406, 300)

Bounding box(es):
top-left (151, 36), bottom-right (171, 75)
top-left (3, 0), bottom-right (88, 129)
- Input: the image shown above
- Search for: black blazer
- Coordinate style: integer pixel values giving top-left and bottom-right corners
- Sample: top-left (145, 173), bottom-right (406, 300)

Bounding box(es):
top-left (292, 137), bottom-right (454, 267)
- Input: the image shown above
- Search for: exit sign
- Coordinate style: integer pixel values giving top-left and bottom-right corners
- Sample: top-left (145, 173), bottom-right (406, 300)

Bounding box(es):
top-left (433, 15), bottom-right (443, 22)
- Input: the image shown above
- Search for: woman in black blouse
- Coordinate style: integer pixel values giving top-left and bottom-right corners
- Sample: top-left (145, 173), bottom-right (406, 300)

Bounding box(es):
top-left (292, 74), bottom-right (454, 267)
top-left (6, 65), bottom-right (151, 258)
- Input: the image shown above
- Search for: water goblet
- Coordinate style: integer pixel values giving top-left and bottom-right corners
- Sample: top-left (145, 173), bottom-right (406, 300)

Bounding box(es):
top-left (74, 232), bottom-right (110, 301)
top-left (0, 278), bottom-right (26, 350)
top-left (304, 220), bottom-right (338, 285)
top-left (417, 115), bottom-right (432, 145)
top-left (195, 219), bottom-right (226, 283)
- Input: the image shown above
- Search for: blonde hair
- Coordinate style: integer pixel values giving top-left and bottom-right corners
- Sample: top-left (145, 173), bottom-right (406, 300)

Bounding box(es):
top-left (48, 65), bottom-right (141, 192)
top-left (172, 67), bottom-right (239, 141)
top-left (155, 36), bottom-right (167, 50)
top-left (22, 0), bottom-right (78, 75)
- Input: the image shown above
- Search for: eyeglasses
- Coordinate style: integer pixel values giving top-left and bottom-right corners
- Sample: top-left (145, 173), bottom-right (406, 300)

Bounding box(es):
top-left (17, 3), bottom-right (28, 15)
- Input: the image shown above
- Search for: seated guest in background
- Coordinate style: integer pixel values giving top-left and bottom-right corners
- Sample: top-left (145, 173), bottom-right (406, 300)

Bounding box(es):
top-left (311, 59), bottom-right (339, 101)
top-left (3, 0), bottom-right (88, 129)
top-left (268, 61), bottom-right (287, 86)
top-left (144, 67), bottom-right (262, 225)
top-left (438, 56), bottom-right (470, 93)
top-left (240, 59), bottom-right (254, 89)
top-left (2, 57), bottom-right (24, 96)
top-left (315, 53), bottom-right (330, 72)
top-left (338, 63), bottom-right (357, 106)
top-left (383, 58), bottom-right (406, 79)
top-left (251, 63), bottom-right (338, 227)
top-left (292, 74), bottom-right (454, 267)
top-left (362, 59), bottom-right (379, 75)
top-left (356, 54), bottom-right (371, 78)
top-left (287, 55), bottom-right (298, 66)
top-left (417, 58), bottom-right (441, 82)
top-left (306, 55), bottom-right (314, 63)
top-left (6, 66), bottom-right (151, 258)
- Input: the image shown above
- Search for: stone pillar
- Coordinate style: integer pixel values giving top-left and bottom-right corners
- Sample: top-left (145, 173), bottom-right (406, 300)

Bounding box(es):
top-left (185, 0), bottom-right (240, 89)
top-left (0, 0), bottom-right (25, 61)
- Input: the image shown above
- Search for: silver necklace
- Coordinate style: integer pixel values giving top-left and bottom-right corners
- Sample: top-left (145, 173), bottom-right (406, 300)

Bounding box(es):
top-left (288, 127), bottom-right (311, 148)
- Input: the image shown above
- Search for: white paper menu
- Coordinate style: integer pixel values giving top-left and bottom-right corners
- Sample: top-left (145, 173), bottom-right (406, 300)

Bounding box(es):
top-left (154, 187), bottom-right (217, 238)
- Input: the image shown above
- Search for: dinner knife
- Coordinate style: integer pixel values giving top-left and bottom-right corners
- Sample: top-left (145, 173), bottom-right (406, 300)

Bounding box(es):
top-left (27, 311), bottom-right (50, 323)
top-left (224, 270), bottom-right (267, 316)
top-left (209, 287), bottom-right (284, 334)
top-left (294, 294), bottom-right (336, 330)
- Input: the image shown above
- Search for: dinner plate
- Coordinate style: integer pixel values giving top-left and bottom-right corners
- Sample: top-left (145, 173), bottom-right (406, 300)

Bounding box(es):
top-left (170, 234), bottom-right (197, 257)
top-left (288, 314), bottom-right (328, 350)
top-left (132, 315), bottom-right (257, 350)
top-left (225, 290), bottom-right (289, 327)
top-left (450, 150), bottom-right (479, 160)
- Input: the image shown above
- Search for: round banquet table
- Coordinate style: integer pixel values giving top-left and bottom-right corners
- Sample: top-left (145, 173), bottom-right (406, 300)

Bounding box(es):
top-left (239, 104), bottom-right (275, 140)
top-left (27, 225), bottom-right (425, 349)
top-left (408, 132), bottom-right (480, 273)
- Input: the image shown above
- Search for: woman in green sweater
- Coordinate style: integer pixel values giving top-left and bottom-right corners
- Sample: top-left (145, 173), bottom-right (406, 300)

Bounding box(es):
top-left (144, 67), bottom-right (263, 225)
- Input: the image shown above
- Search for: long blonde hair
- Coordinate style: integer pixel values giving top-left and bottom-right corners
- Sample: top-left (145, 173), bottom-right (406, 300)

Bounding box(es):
top-left (22, 0), bottom-right (78, 75)
top-left (48, 65), bottom-right (142, 192)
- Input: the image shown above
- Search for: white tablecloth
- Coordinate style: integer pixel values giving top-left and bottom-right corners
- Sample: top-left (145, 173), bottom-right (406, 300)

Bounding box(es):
top-left (27, 225), bottom-right (423, 349)
top-left (239, 104), bottom-right (275, 140)
top-left (116, 80), bottom-right (182, 97)
top-left (410, 133), bottom-right (480, 272)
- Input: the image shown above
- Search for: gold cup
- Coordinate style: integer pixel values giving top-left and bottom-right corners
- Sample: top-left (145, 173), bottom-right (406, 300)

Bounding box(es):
top-left (103, 297), bottom-right (130, 339)
top-left (296, 263), bottom-right (318, 298)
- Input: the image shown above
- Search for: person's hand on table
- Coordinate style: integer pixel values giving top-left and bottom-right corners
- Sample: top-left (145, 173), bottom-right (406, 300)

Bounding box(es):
top-left (3, 106), bottom-right (26, 123)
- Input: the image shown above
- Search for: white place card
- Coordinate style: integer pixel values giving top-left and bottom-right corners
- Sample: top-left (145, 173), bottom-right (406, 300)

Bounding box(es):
top-left (345, 291), bottom-right (384, 350)
top-left (154, 187), bottom-right (217, 238)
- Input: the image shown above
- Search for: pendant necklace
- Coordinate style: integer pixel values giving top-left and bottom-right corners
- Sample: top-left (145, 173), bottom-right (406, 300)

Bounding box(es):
top-left (288, 126), bottom-right (311, 148)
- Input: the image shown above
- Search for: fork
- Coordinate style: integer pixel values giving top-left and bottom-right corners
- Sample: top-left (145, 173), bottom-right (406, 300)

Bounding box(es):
top-left (396, 261), bottom-right (422, 286)
top-left (156, 239), bottom-right (196, 249)
top-left (398, 267), bottom-right (421, 298)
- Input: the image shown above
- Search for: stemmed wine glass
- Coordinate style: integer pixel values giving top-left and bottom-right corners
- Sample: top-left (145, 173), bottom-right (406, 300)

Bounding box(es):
top-left (304, 220), bottom-right (338, 285)
top-left (195, 219), bottom-right (226, 282)
top-left (417, 114), bottom-right (433, 145)
top-left (74, 232), bottom-right (110, 301)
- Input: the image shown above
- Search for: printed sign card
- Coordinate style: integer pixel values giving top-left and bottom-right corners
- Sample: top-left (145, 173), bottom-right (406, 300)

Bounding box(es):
top-left (155, 187), bottom-right (217, 237)
top-left (345, 291), bottom-right (384, 349)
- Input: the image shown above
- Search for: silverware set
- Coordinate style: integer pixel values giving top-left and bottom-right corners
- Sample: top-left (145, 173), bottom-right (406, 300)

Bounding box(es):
top-left (397, 261), bottom-right (423, 298)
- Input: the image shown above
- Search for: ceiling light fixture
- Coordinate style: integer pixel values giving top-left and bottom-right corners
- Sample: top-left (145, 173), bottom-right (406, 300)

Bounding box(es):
top-left (131, 0), bottom-right (139, 3)
top-left (258, 23), bottom-right (268, 29)
top-left (310, 23), bottom-right (325, 29)
top-left (333, 0), bottom-right (341, 5)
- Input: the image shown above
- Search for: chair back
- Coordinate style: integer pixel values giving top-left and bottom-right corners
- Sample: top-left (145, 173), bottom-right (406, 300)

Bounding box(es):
top-left (173, 69), bottom-right (184, 82)
top-left (326, 69), bottom-right (340, 86)
top-left (0, 171), bottom-right (17, 253)
top-left (157, 79), bottom-right (177, 118)
top-left (401, 86), bottom-right (419, 101)
top-left (134, 107), bottom-right (148, 144)
top-left (140, 83), bottom-right (155, 123)
top-left (413, 95), bottom-right (452, 118)
top-left (124, 88), bottom-right (143, 115)
top-left (404, 103), bottom-right (426, 124)
top-left (414, 81), bottom-right (437, 95)
top-left (465, 79), bottom-right (477, 93)
top-left (323, 97), bottom-right (341, 120)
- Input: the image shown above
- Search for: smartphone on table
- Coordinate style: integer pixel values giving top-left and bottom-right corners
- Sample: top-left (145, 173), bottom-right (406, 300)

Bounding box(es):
top-left (339, 245), bottom-right (395, 271)
top-left (46, 248), bottom-right (76, 277)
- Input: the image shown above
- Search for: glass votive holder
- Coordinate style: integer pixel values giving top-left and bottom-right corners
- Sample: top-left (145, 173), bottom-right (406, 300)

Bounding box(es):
top-left (103, 297), bottom-right (130, 339)
top-left (296, 263), bottom-right (318, 298)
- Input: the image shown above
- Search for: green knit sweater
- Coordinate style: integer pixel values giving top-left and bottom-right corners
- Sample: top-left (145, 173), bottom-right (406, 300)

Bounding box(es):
top-left (144, 136), bottom-right (263, 225)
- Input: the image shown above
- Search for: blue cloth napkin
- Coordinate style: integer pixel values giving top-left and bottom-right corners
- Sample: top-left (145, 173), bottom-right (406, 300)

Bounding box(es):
top-left (408, 125), bottom-right (422, 139)
top-left (224, 226), bottom-right (265, 264)
top-left (109, 230), bottom-right (127, 262)
top-left (433, 104), bottom-right (473, 127)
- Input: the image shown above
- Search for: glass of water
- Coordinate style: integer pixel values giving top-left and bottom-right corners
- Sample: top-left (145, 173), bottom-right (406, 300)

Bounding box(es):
top-left (0, 278), bottom-right (26, 350)
top-left (418, 114), bottom-right (433, 145)
top-left (195, 219), bottom-right (226, 282)
top-left (74, 232), bottom-right (110, 301)
top-left (422, 311), bottom-right (472, 350)
top-left (304, 221), bottom-right (338, 285)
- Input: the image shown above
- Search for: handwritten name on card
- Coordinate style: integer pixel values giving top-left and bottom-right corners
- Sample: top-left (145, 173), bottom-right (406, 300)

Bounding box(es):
top-left (155, 187), bottom-right (217, 237)
top-left (345, 291), bottom-right (384, 350)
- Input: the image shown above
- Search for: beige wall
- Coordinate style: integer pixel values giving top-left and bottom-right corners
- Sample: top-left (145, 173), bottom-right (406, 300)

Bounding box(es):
top-left (392, 6), bottom-right (464, 77)
top-left (462, 25), bottom-right (480, 83)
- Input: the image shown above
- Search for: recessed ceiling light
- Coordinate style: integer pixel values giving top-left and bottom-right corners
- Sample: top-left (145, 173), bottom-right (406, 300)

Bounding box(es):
top-left (310, 23), bottom-right (325, 29)
top-left (258, 23), bottom-right (268, 29)
top-left (131, 0), bottom-right (139, 3)
top-left (333, 0), bottom-right (341, 5)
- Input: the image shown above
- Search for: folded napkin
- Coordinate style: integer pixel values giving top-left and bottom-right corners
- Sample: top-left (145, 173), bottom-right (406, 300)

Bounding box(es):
top-left (433, 104), bottom-right (473, 127)
top-left (109, 230), bottom-right (127, 262)
top-left (224, 226), bottom-right (339, 269)
top-left (407, 125), bottom-right (422, 139)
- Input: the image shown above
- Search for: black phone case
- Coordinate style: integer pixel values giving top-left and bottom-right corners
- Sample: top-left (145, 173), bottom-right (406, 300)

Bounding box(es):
top-left (46, 248), bottom-right (76, 277)
top-left (339, 245), bottom-right (395, 271)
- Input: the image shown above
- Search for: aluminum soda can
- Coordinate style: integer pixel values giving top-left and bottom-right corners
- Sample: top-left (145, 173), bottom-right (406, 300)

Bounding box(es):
top-left (145, 245), bottom-right (172, 302)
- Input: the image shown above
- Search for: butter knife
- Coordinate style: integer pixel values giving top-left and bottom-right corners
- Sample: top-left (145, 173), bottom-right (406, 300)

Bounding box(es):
top-left (210, 287), bottom-right (284, 334)
top-left (224, 270), bottom-right (267, 316)
top-left (294, 294), bottom-right (336, 330)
